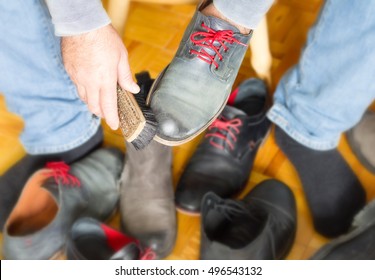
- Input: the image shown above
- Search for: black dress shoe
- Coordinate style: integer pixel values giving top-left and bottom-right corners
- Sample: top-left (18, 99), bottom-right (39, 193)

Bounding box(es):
top-left (200, 179), bottom-right (297, 260)
top-left (66, 217), bottom-right (156, 260)
top-left (311, 199), bottom-right (375, 260)
top-left (175, 78), bottom-right (271, 214)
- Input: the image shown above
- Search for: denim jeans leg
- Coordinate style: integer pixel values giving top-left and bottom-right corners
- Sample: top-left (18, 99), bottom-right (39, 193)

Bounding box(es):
top-left (267, 0), bottom-right (375, 150)
top-left (213, 0), bottom-right (274, 29)
top-left (0, 0), bottom-right (100, 155)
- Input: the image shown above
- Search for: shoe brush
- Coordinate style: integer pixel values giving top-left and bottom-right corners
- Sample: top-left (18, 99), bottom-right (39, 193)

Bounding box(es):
top-left (117, 72), bottom-right (158, 150)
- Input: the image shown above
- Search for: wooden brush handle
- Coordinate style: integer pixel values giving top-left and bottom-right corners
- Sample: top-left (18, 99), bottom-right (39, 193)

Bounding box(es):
top-left (117, 86), bottom-right (146, 142)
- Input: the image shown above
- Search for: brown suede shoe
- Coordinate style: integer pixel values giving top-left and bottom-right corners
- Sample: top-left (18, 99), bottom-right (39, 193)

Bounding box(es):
top-left (119, 140), bottom-right (176, 259)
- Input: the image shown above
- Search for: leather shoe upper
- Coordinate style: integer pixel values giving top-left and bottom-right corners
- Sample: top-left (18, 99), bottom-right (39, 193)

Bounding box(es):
top-left (2, 148), bottom-right (123, 260)
top-left (200, 179), bottom-right (297, 260)
top-left (175, 78), bottom-right (271, 213)
top-left (149, 8), bottom-right (252, 145)
top-left (66, 217), bottom-right (148, 260)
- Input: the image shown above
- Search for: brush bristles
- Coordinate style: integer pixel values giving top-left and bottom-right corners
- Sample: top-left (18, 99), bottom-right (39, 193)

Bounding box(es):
top-left (130, 91), bottom-right (158, 150)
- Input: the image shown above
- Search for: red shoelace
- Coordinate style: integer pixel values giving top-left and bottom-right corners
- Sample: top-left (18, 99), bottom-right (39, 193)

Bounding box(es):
top-left (45, 161), bottom-right (81, 187)
top-left (190, 22), bottom-right (247, 69)
top-left (205, 117), bottom-right (242, 150)
top-left (140, 247), bottom-right (157, 260)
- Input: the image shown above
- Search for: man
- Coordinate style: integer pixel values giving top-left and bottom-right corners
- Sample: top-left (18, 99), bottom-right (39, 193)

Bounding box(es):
top-left (1, 0), bottom-right (374, 239)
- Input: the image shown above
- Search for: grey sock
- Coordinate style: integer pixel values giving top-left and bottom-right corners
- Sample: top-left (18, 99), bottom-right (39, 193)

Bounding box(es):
top-left (275, 126), bottom-right (366, 237)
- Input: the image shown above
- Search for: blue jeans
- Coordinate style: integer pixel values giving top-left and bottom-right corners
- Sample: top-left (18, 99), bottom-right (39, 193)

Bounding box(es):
top-left (0, 0), bottom-right (100, 155)
top-left (267, 0), bottom-right (375, 150)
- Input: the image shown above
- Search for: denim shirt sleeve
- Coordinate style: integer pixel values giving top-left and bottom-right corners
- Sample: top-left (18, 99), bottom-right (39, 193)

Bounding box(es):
top-left (45, 0), bottom-right (111, 36)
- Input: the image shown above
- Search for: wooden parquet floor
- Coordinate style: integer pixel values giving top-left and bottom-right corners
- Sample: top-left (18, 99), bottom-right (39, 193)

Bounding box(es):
top-left (1, 0), bottom-right (375, 260)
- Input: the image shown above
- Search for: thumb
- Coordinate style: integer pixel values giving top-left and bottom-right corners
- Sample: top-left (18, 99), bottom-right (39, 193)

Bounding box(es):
top-left (118, 53), bottom-right (140, 94)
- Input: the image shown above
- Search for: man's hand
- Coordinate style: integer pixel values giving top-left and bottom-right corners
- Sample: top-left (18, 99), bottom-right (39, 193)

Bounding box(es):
top-left (61, 24), bottom-right (140, 130)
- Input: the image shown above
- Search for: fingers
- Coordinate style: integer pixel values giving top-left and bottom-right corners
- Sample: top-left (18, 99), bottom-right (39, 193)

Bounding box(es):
top-left (118, 53), bottom-right (140, 94)
top-left (76, 84), bottom-right (87, 103)
top-left (100, 75), bottom-right (119, 130)
top-left (85, 81), bottom-right (119, 130)
top-left (74, 55), bottom-right (136, 131)
top-left (86, 87), bottom-right (103, 118)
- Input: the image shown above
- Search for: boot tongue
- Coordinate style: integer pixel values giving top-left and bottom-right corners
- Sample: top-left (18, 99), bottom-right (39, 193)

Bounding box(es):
top-left (41, 177), bottom-right (60, 202)
top-left (221, 105), bottom-right (246, 120)
top-left (206, 15), bottom-right (240, 33)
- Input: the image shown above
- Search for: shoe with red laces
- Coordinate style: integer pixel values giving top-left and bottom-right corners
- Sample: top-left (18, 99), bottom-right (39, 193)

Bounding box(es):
top-left (175, 78), bottom-right (270, 214)
top-left (0, 127), bottom-right (103, 231)
top-left (2, 148), bottom-right (123, 259)
top-left (66, 217), bottom-right (156, 260)
top-left (147, 1), bottom-right (252, 146)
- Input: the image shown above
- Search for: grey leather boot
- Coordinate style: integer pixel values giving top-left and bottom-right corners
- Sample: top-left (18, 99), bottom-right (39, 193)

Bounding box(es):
top-left (2, 148), bottom-right (123, 260)
top-left (148, 1), bottom-right (252, 146)
top-left (119, 140), bottom-right (176, 259)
